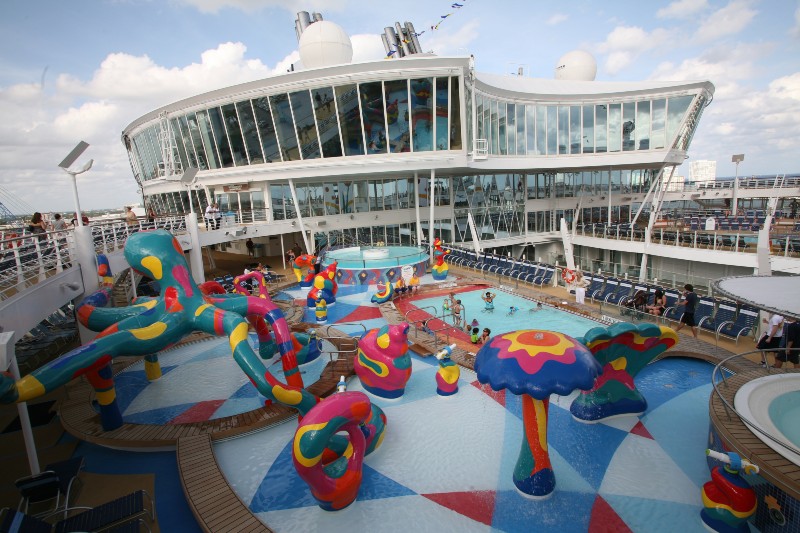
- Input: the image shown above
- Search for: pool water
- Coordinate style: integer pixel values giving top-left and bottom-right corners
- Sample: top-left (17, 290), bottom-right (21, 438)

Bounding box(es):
top-left (214, 354), bottom-right (715, 532)
top-left (413, 288), bottom-right (601, 339)
top-left (769, 390), bottom-right (800, 447)
top-left (323, 245), bottom-right (428, 269)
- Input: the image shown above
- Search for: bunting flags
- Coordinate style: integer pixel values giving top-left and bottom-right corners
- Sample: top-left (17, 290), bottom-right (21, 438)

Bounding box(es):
top-left (431, 0), bottom-right (467, 31)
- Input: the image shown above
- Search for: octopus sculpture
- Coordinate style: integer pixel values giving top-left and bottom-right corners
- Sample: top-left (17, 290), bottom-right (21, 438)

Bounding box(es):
top-left (0, 230), bottom-right (382, 442)
top-left (353, 323), bottom-right (412, 399)
top-left (432, 237), bottom-right (450, 280)
top-left (306, 262), bottom-right (338, 308)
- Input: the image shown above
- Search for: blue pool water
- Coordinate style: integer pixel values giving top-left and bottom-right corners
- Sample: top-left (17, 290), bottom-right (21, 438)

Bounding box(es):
top-left (323, 245), bottom-right (428, 269)
top-left (413, 288), bottom-right (602, 339)
top-left (769, 390), bottom-right (800, 447)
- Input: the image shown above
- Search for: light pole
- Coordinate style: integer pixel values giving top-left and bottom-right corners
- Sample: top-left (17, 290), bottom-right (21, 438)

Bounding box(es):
top-left (58, 141), bottom-right (93, 226)
top-left (731, 154), bottom-right (744, 215)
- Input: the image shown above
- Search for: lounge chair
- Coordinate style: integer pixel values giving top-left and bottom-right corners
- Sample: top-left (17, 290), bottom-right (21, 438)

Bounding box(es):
top-left (717, 305), bottom-right (759, 343)
top-left (15, 457), bottom-right (84, 519)
top-left (0, 490), bottom-right (155, 533)
top-left (593, 277), bottom-right (619, 303)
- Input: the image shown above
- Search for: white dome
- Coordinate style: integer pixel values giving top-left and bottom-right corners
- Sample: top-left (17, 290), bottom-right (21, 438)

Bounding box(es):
top-left (554, 50), bottom-right (597, 81)
top-left (298, 21), bottom-right (353, 69)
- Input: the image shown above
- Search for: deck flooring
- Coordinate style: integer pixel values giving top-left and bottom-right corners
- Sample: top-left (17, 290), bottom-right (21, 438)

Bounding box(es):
top-left (56, 266), bottom-right (799, 531)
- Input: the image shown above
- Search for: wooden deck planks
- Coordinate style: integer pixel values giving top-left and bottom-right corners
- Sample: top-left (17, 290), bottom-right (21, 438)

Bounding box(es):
top-left (177, 434), bottom-right (273, 533)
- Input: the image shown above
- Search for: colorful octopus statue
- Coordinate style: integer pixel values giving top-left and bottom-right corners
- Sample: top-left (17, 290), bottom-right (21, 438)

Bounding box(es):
top-left (293, 253), bottom-right (316, 287)
top-left (370, 278), bottom-right (394, 304)
top-left (293, 379), bottom-right (387, 511)
top-left (0, 230), bottom-right (370, 439)
top-left (701, 450), bottom-right (758, 532)
top-left (569, 322), bottom-right (677, 423)
top-left (354, 323), bottom-right (412, 399)
top-left (434, 344), bottom-right (459, 396)
top-left (432, 237), bottom-right (450, 280)
top-left (306, 262), bottom-right (338, 309)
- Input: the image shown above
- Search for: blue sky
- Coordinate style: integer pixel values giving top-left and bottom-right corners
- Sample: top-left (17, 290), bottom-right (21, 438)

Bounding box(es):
top-left (0, 0), bottom-right (798, 212)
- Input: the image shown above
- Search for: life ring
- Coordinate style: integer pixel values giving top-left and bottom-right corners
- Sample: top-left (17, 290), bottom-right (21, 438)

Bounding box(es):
top-left (561, 268), bottom-right (576, 284)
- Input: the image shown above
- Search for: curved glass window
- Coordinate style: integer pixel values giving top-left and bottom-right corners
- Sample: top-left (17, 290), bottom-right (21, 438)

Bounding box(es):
top-left (476, 94), bottom-right (485, 142)
top-left (546, 106), bottom-right (557, 154)
top-left (569, 106), bottom-right (581, 154)
top-left (450, 76), bottom-right (462, 150)
top-left (666, 95), bottom-right (693, 146)
top-left (595, 105), bottom-right (607, 153)
top-left (236, 101), bottom-right (264, 164)
top-left (384, 80), bottom-right (410, 153)
top-left (196, 111), bottom-right (220, 169)
top-left (335, 84), bottom-right (364, 156)
top-left (526, 104), bottom-right (536, 154)
top-left (515, 104), bottom-right (525, 154)
top-left (651, 98), bottom-right (666, 150)
top-left (411, 78), bottom-right (433, 152)
top-left (622, 102), bottom-right (635, 152)
top-left (312, 87), bottom-right (342, 158)
top-left (498, 101), bottom-right (507, 155)
top-left (506, 103), bottom-right (515, 155)
top-left (270, 93), bottom-right (300, 161)
top-left (608, 104), bottom-right (621, 153)
top-left (252, 97), bottom-right (281, 163)
top-left (360, 81), bottom-right (387, 154)
top-left (636, 101), bottom-right (650, 150)
top-left (186, 113), bottom-right (209, 170)
top-left (221, 103), bottom-right (247, 166)
top-left (290, 90), bottom-right (320, 160)
top-left (557, 106), bottom-right (568, 154)
top-left (582, 105), bottom-right (594, 153)
top-left (435, 77), bottom-right (449, 150)
top-left (169, 119), bottom-right (190, 172)
top-left (208, 107), bottom-right (233, 167)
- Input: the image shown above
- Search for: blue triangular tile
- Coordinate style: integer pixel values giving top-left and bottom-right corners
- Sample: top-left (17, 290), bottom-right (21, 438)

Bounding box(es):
top-left (356, 462), bottom-right (417, 501)
top-left (250, 441), bottom-right (318, 512)
top-left (548, 406), bottom-right (629, 490)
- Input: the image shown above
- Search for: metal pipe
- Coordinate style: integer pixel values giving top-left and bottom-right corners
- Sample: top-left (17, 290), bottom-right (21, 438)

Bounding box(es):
top-left (395, 22), bottom-right (411, 56)
top-left (406, 22), bottom-right (422, 54)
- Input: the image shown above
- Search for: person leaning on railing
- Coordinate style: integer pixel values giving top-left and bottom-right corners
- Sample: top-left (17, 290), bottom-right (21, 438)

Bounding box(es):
top-left (773, 317), bottom-right (798, 369)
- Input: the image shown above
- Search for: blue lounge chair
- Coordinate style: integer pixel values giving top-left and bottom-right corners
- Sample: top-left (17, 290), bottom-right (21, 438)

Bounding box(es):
top-left (15, 456), bottom-right (84, 519)
top-left (594, 278), bottom-right (620, 303)
top-left (700, 300), bottom-right (736, 337)
top-left (694, 297), bottom-right (716, 328)
top-left (586, 274), bottom-right (604, 301)
top-left (717, 305), bottom-right (759, 343)
top-left (534, 266), bottom-right (555, 287)
top-left (0, 490), bottom-right (155, 533)
top-left (605, 279), bottom-right (632, 305)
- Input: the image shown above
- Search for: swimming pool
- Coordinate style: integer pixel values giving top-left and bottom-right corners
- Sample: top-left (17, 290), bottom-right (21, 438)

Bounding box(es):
top-left (322, 245), bottom-right (428, 285)
top-left (734, 373), bottom-right (800, 466)
top-left (413, 288), bottom-right (601, 339)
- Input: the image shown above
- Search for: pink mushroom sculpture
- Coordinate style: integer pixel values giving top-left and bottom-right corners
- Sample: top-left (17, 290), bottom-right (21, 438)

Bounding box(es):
top-left (475, 329), bottom-right (602, 499)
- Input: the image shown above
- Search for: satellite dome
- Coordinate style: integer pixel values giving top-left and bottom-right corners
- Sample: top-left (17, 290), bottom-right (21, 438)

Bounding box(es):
top-left (298, 21), bottom-right (353, 69)
top-left (554, 50), bottom-right (597, 81)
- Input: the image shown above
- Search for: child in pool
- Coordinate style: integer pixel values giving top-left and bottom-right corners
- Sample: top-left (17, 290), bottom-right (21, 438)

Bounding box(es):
top-left (471, 327), bottom-right (480, 344)
top-left (507, 306), bottom-right (519, 315)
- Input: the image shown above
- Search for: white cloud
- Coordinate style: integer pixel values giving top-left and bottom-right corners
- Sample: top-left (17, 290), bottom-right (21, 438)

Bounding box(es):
top-left (0, 42), bottom-right (296, 212)
top-left (657, 0), bottom-right (709, 19)
top-left (597, 26), bottom-right (671, 74)
top-left (350, 34), bottom-right (387, 63)
top-left (792, 6), bottom-right (800, 38)
top-left (693, 0), bottom-right (757, 43)
top-left (422, 19), bottom-right (480, 56)
top-left (546, 14), bottom-right (568, 26)
top-left (173, 0), bottom-right (348, 15)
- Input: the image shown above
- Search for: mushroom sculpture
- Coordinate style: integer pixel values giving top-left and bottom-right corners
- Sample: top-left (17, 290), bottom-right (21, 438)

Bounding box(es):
top-left (475, 329), bottom-right (602, 499)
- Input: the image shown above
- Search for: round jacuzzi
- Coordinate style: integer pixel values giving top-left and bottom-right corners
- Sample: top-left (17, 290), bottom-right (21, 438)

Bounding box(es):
top-left (322, 245), bottom-right (429, 285)
top-left (734, 373), bottom-right (800, 466)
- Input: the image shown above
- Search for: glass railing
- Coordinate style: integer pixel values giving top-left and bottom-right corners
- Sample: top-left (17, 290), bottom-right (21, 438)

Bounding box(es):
top-left (574, 224), bottom-right (800, 258)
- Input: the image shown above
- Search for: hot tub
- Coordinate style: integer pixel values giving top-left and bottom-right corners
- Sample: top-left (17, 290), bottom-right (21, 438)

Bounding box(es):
top-left (734, 373), bottom-right (800, 466)
top-left (322, 245), bottom-right (428, 285)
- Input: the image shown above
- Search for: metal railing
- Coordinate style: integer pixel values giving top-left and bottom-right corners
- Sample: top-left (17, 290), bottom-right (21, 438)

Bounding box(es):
top-left (711, 349), bottom-right (800, 463)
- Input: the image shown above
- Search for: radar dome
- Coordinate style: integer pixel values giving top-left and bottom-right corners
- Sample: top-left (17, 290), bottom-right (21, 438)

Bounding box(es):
top-left (554, 50), bottom-right (597, 81)
top-left (298, 21), bottom-right (353, 69)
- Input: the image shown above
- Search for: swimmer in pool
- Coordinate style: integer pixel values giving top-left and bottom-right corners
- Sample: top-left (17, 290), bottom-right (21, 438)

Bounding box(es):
top-left (507, 306), bottom-right (519, 316)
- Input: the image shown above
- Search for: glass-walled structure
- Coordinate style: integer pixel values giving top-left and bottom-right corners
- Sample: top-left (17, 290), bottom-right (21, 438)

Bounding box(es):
top-left (474, 93), bottom-right (705, 156)
top-left (126, 76), bottom-right (462, 183)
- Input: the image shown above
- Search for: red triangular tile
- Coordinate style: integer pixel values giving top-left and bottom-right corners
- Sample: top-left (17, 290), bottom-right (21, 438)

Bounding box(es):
top-left (422, 490), bottom-right (496, 526)
top-left (471, 381), bottom-right (505, 407)
top-left (168, 399), bottom-right (225, 424)
top-left (339, 305), bottom-right (383, 323)
top-left (630, 420), bottom-right (654, 439)
top-left (589, 495), bottom-right (632, 533)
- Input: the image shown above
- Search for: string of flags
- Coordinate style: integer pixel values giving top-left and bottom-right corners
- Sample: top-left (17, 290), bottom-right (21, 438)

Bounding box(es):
top-left (384, 0), bottom-right (469, 58)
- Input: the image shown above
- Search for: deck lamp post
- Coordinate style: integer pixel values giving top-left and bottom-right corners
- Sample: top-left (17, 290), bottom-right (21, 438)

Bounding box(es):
top-left (58, 141), bottom-right (93, 226)
top-left (732, 154), bottom-right (744, 215)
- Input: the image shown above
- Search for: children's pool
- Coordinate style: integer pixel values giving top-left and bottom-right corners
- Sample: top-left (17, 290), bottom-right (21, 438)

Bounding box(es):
top-left (413, 288), bottom-right (601, 339)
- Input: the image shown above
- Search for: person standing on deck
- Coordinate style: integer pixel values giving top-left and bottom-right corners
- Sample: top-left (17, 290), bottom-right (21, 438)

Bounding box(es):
top-left (674, 284), bottom-right (698, 338)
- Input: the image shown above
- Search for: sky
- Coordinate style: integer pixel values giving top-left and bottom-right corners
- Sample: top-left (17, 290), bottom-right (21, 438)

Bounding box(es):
top-left (0, 0), bottom-right (798, 214)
